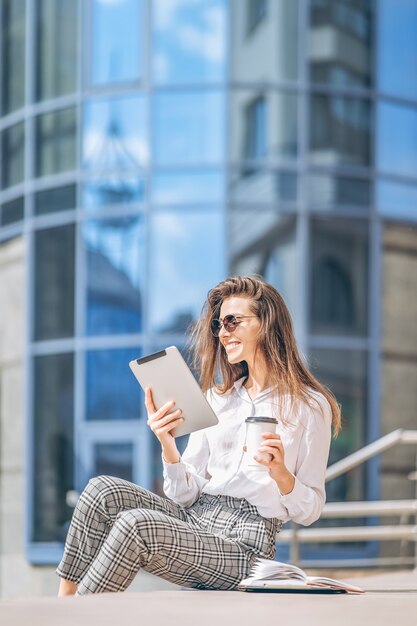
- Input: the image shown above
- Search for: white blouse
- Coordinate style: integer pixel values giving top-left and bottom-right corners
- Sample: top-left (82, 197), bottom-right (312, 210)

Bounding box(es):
top-left (162, 376), bottom-right (332, 526)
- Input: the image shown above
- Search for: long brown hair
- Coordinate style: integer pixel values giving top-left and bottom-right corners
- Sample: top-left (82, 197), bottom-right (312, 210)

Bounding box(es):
top-left (189, 275), bottom-right (341, 437)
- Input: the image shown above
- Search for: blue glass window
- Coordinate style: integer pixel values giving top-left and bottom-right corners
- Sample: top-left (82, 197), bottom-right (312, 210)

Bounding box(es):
top-left (310, 0), bottom-right (373, 88)
top-left (228, 211), bottom-right (298, 327)
top-left (378, 180), bottom-right (417, 221)
top-left (34, 184), bottom-right (76, 216)
top-left (310, 95), bottom-right (371, 166)
top-left (86, 348), bottom-right (142, 421)
top-left (83, 95), bottom-right (148, 170)
top-left (35, 108), bottom-right (77, 177)
top-left (1, 196), bottom-right (24, 226)
top-left (33, 352), bottom-right (74, 542)
top-left (1, 0), bottom-right (25, 114)
top-left (149, 211), bottom-right (224, 333)
top-left (231, 91), bottom-right (298, 163)
top-left (231, 0), bottom-right (298, 82)
top-left (308, 174), bottom-right (370, 211)
top-left (84, 216), bottom-right (145, 336)
top-left (153, 0), bottom-right (226, 85)
top-left (378, 0), bottom-right (417, 100)
top-left (34, 224), bottom-right (75, 341)
top-left (378, 102), bottom-right (417, 179)
top-left (244, 97), bottom-right (267, 160)
top-left (36, 0), bottom-right (78, 101)
top-left (247, 0), bottom-right (267, 33)
top-left (90, 0), bottom-right (144, 86)
top-left (310, 218), bottom-right (369, 337)
top-left (152, 170), bottom-right (225, 205)
top-left (83, 176), bottom-right (146, 210)
top-left (229, 170), bottom-right (297, 204)
top-left (153, 91), bottom-right (225, 166)
top-left (309, 347), bottom-right (367, 503)
top-left (1, 122), bottom-right (24, 189)
top-left (93, 442), bottom-right (133, 482)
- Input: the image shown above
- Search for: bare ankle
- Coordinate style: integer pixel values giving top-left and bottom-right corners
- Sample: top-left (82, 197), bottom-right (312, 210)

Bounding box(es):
top-left (58, 578), bottom-right (78, 597)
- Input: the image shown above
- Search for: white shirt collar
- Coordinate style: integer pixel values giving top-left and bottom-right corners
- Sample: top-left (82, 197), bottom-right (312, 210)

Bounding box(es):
top-left (233, 376), bottom-right (276, 402)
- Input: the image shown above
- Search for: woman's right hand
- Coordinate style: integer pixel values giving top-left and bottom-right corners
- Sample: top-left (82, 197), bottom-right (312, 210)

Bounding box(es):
top-left (144, 387), bottom-right (183, 462)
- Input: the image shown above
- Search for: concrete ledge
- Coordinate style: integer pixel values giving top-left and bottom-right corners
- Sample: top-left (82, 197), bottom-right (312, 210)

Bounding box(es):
top-left (0, 571), bottom-right (416, 626)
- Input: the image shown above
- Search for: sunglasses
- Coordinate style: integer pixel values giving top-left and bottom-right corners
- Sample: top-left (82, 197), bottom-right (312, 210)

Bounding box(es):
top-left (211, 314), bottom-right (257, 337)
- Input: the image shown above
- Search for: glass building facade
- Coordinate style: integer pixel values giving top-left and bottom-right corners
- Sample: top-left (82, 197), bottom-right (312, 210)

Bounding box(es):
top-left (1, 0), bottom-right (417, 565)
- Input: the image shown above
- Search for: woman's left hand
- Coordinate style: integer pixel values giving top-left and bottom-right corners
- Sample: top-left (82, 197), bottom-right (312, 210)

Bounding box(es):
top-left (255, 433), bottom-right (295, 495)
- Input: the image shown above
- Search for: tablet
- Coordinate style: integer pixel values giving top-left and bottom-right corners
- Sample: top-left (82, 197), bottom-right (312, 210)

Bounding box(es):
top-left (129, 346), bottom-right (219, 437)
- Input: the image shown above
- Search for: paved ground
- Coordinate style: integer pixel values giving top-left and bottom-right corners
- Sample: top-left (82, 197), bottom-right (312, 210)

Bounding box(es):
top-left (1, 569), bottom-right (416, 626)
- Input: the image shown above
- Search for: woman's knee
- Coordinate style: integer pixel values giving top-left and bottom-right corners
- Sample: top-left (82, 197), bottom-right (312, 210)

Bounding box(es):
top-left (114, 509), bottom-right (162, 539)
top-left (78, 475), bottom-right (122, 507)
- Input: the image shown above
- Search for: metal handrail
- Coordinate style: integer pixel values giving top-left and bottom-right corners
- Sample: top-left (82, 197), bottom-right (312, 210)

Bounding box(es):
top-left (325, 429), bottom-right (417, 482)
top-left (281, 429), bottom-right (417, 568)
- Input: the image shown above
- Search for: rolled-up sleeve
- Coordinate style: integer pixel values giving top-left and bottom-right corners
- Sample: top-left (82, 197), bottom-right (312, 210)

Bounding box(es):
top-left (162, 429), bottom-right (211, 508)
top-left (278, 398), bottom-right (332, 526)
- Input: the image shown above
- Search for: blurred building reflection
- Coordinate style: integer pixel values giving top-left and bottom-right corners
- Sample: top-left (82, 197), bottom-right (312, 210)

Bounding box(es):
top-left (0, 0), bottom-right (417, 595)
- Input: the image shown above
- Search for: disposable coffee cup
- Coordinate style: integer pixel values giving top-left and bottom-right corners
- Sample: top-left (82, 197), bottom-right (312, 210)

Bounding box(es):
top-left (244, 416), bottom-right (278, 468)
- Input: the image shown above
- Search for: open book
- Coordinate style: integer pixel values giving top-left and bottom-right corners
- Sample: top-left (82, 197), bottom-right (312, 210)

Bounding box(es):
top-left (238, 558), bottom-right (365, 594)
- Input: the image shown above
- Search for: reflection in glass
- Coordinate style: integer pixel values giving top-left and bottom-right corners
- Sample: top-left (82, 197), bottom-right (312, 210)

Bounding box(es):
top-left (154, 91), bottom-right (225, 165)
top-left (309, 347), bottom-right (367, 503)
top-left (86, 348), bottom-right (142, 421)
top-left (309, 0), bottom-right (373, 88)
top-left (84, 216), bottom-right (145, 336)
top-left (83, 96), bottom-right (148, 169)
top-left (34, 184), bottom-right (76, 216)
top-left (90, 0), bottom-right (143, 86)
top-left (35, 108), bottom-right (76, 177)
top-left (83, 175), bottom-right (146, 210)
top-left (94, 443), bottom-right (133, 482)
top-left (230, 0), bottom-right (298, 82)
top-left (244, 97), bottom-right (267, 160)
top-left (33, 352), bottom-right (74, 542)
top-left (35, 0), bottom-right (78, 101)
top-left (1, 122), bottom-right (24, 189)
top-left (231, 91), bottom-right (298, 163)
top-left (153, 0), bottom-right (226, 84)
top-left (378, 0), bottom-right (417, 100)
top-left (1, 195), bottom-right (24, 225)
top-left (308, 174), bottom-right (370, 211)
top-left (310, 218), bottom-right (368, 336)
top-left (34, 224), bottom-right (75, 340)
top-left (247, 0), bottom-right (267, 33)
top-left (152, 170), bottom-right (225, 205)
top-left (378, 180), bottom-right (417, 221)
top-left (229, 170), bottom-right (297, 204)
top-left (229, 211), bottom-right (298, 326)
top-left (149, 211), bottom-right (224, 333)
top-left (310, 95), bottom-right (371, 166)
top-left (1, 0), bottom-right (25, 114)
top-left (378, 102), bottom-right (417, 179)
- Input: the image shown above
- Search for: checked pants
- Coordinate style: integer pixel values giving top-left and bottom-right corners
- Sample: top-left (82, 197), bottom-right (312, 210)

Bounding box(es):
top-left (56, 475), bottom-right (281, 594)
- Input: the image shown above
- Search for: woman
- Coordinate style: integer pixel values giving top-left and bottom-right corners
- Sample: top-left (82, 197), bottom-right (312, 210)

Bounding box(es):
top-left (57, 275), bottom-right (341, 596)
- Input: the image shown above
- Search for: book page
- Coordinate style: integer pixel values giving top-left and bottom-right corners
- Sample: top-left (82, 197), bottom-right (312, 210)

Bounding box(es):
top-left (250, 559), bottom-right (307, 582)
top-left (307, 577), bottom-right (365, 593)
top-left (247, 558), bottom-right (365, 593)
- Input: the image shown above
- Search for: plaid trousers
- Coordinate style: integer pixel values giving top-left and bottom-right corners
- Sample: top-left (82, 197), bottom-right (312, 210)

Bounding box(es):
top-left (56, 475), bottom-right (281, 594)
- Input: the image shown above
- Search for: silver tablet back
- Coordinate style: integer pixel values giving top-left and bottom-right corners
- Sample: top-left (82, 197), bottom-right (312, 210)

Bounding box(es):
top-left (129, 346), bottom-right (219, 437)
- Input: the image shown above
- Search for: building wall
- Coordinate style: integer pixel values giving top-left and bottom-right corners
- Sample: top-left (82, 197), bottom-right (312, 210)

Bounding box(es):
top-left (379, 223), bottom-right (417, 559)
top-left (381, 224), bottom-right (417, 497)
